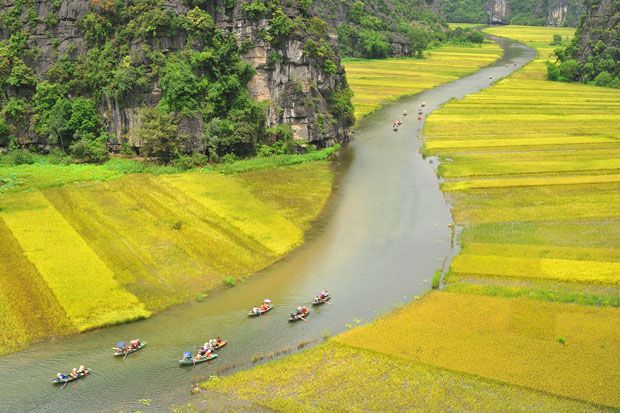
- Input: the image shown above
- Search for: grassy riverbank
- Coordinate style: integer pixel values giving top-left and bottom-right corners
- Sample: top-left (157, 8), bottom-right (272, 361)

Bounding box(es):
top-left (0, 152), bottom-right (335, 355)
top-left (343, 43), bottom-right (502, 119)
top-left (203, 26), bottom-right (620, 409)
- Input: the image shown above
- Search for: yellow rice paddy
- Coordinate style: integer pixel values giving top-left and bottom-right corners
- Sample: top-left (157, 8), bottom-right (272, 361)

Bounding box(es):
top-left (0, 162), bottom-right (333, 354)
top-left (204, 340), bottom-right (602, 411)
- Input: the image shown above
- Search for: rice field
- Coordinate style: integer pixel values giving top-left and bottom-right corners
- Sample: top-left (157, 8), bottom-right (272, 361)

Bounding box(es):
top-left (343, 44), bottom-right (502, 118)
top-left (424, 26), bottom-right (620, 289)
top-left (335, 292), bottom-right (620, 407)
top-left (204, 340), bottom-right (603, 411)
top-left (0, 162), bottom-right (333, 354)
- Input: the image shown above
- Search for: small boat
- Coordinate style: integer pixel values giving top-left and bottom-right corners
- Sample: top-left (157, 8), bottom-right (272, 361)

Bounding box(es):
top-left (178, 352), bottom-right (218, 366)
top-left (312, 293), bottom-right (332, 305)
top-left (288, 310), bottom-right (310, 321)
top-left (114, 340), bottom-right (146, 356)
top-left (248, 305), bottom-right (273, 316)
top-left (392, 126), bottom-right (399, 131)
top-left (52, 368), bottom-right (91, 384)
top-left (212, 340), bottom-right (227, 351)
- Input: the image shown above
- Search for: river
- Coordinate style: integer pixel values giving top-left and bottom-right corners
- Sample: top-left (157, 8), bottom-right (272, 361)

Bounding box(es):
top-left (0, 36), bottom-right (534, 412)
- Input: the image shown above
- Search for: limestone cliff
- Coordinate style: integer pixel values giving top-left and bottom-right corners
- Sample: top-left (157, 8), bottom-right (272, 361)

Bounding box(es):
top-left (483, 0), bottom-right (584, 25)
top-left (0, 0), bottom-right (353, 153)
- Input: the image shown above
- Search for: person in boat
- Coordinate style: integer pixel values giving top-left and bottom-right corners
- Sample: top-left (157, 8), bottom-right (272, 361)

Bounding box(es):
top-left (202, 349), bottom-right (211, 359)
top-left (71, 368), bottom-right (78, 378)
top-left (261, 302), bottom-right (269, 311)
top-left (403, 110), bottom-right (408, 116)
top-left (56, 372), bottom-right (68, 380)
top-left (252, 306), bottom-right (260, 313)
top-left (319, 290), bottom-right (328, 300)
top-left (290, 312), bottom-right (297, 319)
top-left (130, 339), bottom-right (139, 349)
top-left (296, 306), bottom-right (303, 315)
top-left (77, 365), bottom-right (86, 374)
top-left (216, 337), bottom-right (222, 345)
top-left (302, 306), bottom-right (308, 315)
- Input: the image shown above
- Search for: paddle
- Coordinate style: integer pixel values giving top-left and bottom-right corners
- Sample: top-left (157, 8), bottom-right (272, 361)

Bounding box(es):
top-left (299, 315), bottom-right (308, 322)
top-left (123, 350), bottom-right (129, 360)
top-left (62, 380), bottom-right (68, 389)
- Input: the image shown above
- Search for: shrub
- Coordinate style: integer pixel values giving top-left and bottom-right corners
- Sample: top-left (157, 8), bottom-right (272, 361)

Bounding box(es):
top-left (224, 276), bottom-right (236, 286)
top-left (432, 269), bottom-right (441, 289)
top-left (557, 337), bottom-right (566, 344)
top-left (137, 107), bottom-right (181, 163)
top-left (594, 71), bottom-right (612, 86)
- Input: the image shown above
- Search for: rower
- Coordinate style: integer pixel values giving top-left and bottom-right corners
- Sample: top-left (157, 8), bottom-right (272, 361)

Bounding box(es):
top-left (71, 368), bottom-right (78, 378)
top-left (78, 365), bottom-right (86, 374)
top-left (56, 373), bottom-right (68, 380)
top-left (302, 306), bottom-right (308, 315)
top-left (216, 337), bottom-right (222, 344)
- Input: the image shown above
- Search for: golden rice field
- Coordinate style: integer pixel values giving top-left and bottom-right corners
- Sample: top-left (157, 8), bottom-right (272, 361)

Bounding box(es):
top-left (0, 162), bottom-right (333, 354)
top-left (204, 340), bottom-right (602, 411)
top-left (335, 292), bottom-right (620, 407)
top-left (343, 44), bottom-right (502, 118)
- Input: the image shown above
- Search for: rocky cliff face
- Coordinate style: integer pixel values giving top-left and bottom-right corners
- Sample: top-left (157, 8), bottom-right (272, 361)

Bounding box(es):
top-left (484, 0), bottom-right (584, 25)
top-left (486, 0), bottom-right (510, 24)
top-left (573, 0), bottom-right (619, 62)
top-left (0, 0), bottom-right (353, 152)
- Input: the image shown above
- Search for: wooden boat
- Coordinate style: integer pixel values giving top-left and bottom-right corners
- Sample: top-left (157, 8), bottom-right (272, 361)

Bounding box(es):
top-left (178, 353), bottom-right (218, 365)
top-left (114, 341), bottom-right (146, 356)
top-left (212, 340), bottom-right (227, 351)
top-left (288, 310), bottom-right (310, 321)
top-left (312, 293), bottom-right (332, 305)
top-left (52, 368), bottom-right (91, 384)
top-left (248, 304), bottom-right (273, 316)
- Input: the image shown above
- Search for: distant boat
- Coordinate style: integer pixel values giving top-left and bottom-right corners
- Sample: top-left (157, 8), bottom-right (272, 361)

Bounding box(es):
top-left (248, 304), bottom-right (273, 316)
top-left (312, 293), bottom-right (332, 305)
top-left (178, 352), bottom-right (218, 365)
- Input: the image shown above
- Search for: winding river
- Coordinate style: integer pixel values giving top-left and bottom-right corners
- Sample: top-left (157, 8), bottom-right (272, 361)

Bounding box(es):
top-left (0, 36), bottom-right (534, 412)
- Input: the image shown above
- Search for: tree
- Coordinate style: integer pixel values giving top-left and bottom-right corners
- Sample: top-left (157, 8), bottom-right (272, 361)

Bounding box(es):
top-left (359, 30), bottom-right (390, 58)
top-left (138, 107), bottom-right (181, 163)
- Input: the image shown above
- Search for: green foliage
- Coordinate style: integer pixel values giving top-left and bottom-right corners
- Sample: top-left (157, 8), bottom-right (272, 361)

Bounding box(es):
top-left (359, 30), bottom-right (390, 58)
top-left (138, 107), bottom-right (181, 163)
top-left (432, 269), bottom-right (442, 289)
top-left (443, 0), bottom-right (487, 23)
top-left (240, 0), bottom-right (269, 19)
top-left (159, 58), bottom-right (201, 112)
top-left (224, 276), bottom-right (236, 286)
top-left (69, 134), bottom-right (110, 163)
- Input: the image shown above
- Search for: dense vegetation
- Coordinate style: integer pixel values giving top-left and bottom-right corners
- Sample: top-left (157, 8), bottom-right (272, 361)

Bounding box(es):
top-left (320, 0), bottom-right (449, 58)
top-left (547, 0), bottom-right (620, 88)
top-left (0, 0), bottom-right (353, 165)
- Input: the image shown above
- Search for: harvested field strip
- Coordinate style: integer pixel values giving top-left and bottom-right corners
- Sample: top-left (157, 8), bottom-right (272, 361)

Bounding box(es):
top-left (160, 173), bottom-right (303, 255)
top-left (460, 220), bottom-right (620, 249)
top-left (335, 291), bottom-right (620, 407)
top-left (0, 219), bottom-right (74, 350)
top-left (461, 242), bottom-right (620, 262)
top-left (343, 44), bottom-right (502, 118)
top-left (0, 191), bottom-right (150, 331)
top-left (234, 162), bottom-right (333, 230)
top-left (445, 275), bottom-right (620, 307)
top-left (204, 341), bottom-right (601, 412)
top-left (442, 174), bottom-right (620, 191)
top-left (450, 254), bottom-right (620, 285)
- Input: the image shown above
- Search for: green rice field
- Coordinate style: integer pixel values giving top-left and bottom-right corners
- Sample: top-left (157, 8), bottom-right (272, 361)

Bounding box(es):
top-left (343, 44), bottom-right (502, 118)
top-left (0, 161), bottom-right (334, 354)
